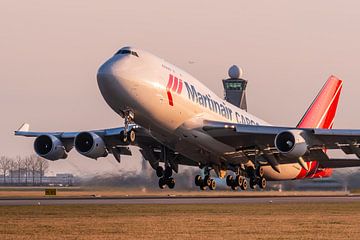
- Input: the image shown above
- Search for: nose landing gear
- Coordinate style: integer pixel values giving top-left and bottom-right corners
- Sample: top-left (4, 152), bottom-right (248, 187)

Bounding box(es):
top-left (122, 109), bottom-right (135, 143)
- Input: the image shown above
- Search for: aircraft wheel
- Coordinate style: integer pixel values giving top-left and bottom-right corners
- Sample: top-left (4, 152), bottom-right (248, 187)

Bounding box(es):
top-left (204, 175), bottom-right (211, 187)
top-left (158, 177), bottom-right (166, 189)
top-left (250, 178), bottom-right (257, 189)
top-left (200, 184), bottom-right (207, 191)
top-left (156, 166), bottom-right (164, 177)
top-left (128, 129), bottom-right (136, 144)
top-left (226, 175), bottom-right (234, 187)
top-left (231, 184), bottom-right (238, 191)
top-left (256, 167), bottom-right (264, 177)
top-left (241, 179), bottom-right (248, 190)
top-left (167, 178), bottom-right (175, 189)
top-left (195, 175), bottom-right (203, 186)
top-left (236, 175), bottom-right (243, 187)
top-left (259, 177), bottom-right (267, 189)
top-left (164, 167), bottom-right (172, 178)
top-left (209, 179), bottom-right (216, 190)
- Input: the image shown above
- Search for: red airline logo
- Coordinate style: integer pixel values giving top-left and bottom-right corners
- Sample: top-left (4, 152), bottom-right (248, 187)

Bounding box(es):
top-left (166, 74), bottom-right (183, 106)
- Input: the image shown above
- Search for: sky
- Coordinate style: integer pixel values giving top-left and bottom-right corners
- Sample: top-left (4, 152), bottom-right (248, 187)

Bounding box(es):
top-left (1, 1), bottom-right (360, 176)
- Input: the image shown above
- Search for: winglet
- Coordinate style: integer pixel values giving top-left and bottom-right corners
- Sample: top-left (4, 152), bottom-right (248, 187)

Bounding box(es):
top-left (17, 123), bottom-right (30, 132)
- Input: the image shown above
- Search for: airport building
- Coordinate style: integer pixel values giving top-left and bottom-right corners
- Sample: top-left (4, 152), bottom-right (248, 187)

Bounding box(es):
top-left (0, 169), bottom-right (76, 186)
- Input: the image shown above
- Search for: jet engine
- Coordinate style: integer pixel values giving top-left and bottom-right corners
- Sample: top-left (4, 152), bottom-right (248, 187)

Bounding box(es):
top-left (34, 135), bottom-right (67, 160)
top-left (274, 130), bottom-right (308, 158)
top-left (74, 132), bottom-right (108, 159)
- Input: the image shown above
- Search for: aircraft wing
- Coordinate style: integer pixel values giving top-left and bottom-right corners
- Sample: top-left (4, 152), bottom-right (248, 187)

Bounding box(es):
top-left (15, 123), bottom-right (130, 139)
top-left (202, 120), bottom-right (360, 169)
top-left (15, 123), bottom-right (153, 161)
top-left (14, 123), bottom-right (197, 169)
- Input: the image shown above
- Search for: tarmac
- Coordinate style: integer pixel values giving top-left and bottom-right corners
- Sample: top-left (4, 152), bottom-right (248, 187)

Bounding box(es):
top-left (1, 195), bottom-right (360, 206)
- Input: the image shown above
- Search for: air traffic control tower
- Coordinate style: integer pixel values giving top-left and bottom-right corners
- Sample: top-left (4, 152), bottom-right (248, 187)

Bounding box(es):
top-left (222, 65), bottom-right (248, 111)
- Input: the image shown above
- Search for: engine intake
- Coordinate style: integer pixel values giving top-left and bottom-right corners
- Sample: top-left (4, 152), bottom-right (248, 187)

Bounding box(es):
top-left (74, 132), bottom-right (107, 159)
top-left (34, 135), bottom-right (67, 160)
top-left (274, 130), bottom-right (308, 158)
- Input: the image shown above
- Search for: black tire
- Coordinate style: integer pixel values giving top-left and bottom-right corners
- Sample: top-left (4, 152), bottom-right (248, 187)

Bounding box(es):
top-left (156, 166), bottom-right (164, 178)
top-left (231, 185), bottom-right (238, 191)
top-left (200, 184), bottom-right (207, 191)
top-left (226, 175), bottom-right (234, 187)
top-left (164, 167), bottom-right (172, 178)
top-left (203, 175), bottom-right (211, 187)
top-left (259, 177), bottom-right (266, 189)
top-left (209, 179), bottom-right (216, 190)
top-left (241, 179), bottom-right (248, 190)
top-left (168, 178), bottom-right (175, 189)
top-left (128, 129), bottom-right (136, 144)
top-left (236, 175), bottom-right (243, 187)
top-left (195, 175), bottom-right (203, 186)
top-left (158, 177), bottom-right (166, 189)
top-left (256, 167), bottom-right (264, 177)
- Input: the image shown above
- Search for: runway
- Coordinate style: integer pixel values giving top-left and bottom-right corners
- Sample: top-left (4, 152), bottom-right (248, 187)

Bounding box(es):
top-left (1, 195), bottom-right (360, 206)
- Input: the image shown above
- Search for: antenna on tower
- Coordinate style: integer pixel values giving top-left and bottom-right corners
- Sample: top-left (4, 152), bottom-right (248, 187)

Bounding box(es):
top-left (222, 65), bottom-right (248, 111)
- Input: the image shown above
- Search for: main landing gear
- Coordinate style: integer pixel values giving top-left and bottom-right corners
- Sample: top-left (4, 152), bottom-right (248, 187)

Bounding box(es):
top-left (194, 167), bottom-right (217, 190)
top-left (156, 146), bottom-right (176, 189)
top-left (156, 166), bottom-right (175, 189)
top-left (226, 166), bottom-right (267, 191)
top-left (226, 174), bottom-right (248, 191)
top-left (194, 174), bottom-right (217, 190)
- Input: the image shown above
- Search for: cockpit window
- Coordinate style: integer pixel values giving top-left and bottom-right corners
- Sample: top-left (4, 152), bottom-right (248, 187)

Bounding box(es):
top-left (115, 49), bottom-right (139, 57)
top-left (131, 51), bottom-right (139, 57)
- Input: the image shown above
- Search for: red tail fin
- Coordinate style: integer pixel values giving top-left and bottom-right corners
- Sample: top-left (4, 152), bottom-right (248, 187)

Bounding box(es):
top-left (296, 76), bottom-right (342, 179)
top-left (297, 75), bottom-right (343, 129)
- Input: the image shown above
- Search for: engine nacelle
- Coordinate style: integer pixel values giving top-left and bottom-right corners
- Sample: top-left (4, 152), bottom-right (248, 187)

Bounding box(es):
top-left (74, 132), bottom-right (108, 159)
top-left (34, 135), bottom-right (67, 160)
top-left (274, 130), bottom-right (308, 158)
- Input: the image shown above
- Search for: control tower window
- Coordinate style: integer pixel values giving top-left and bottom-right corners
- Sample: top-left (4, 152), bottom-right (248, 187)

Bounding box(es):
top-left (114, 49), bottom-right (139, 57)
top-left (225, 82), bottom-right (243, 90)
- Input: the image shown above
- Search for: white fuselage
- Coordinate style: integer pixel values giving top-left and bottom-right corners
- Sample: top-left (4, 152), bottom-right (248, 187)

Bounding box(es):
top-left (97, 48), bottom-right (305, 180)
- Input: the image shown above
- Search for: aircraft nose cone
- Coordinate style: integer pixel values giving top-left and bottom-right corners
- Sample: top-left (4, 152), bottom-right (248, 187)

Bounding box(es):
top-left (97, 59), bottom-right (116, 84)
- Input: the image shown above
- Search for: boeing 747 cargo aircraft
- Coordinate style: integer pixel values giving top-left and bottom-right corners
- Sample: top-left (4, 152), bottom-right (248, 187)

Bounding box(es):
top-left (15, 47), bottom-right (360, 190)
